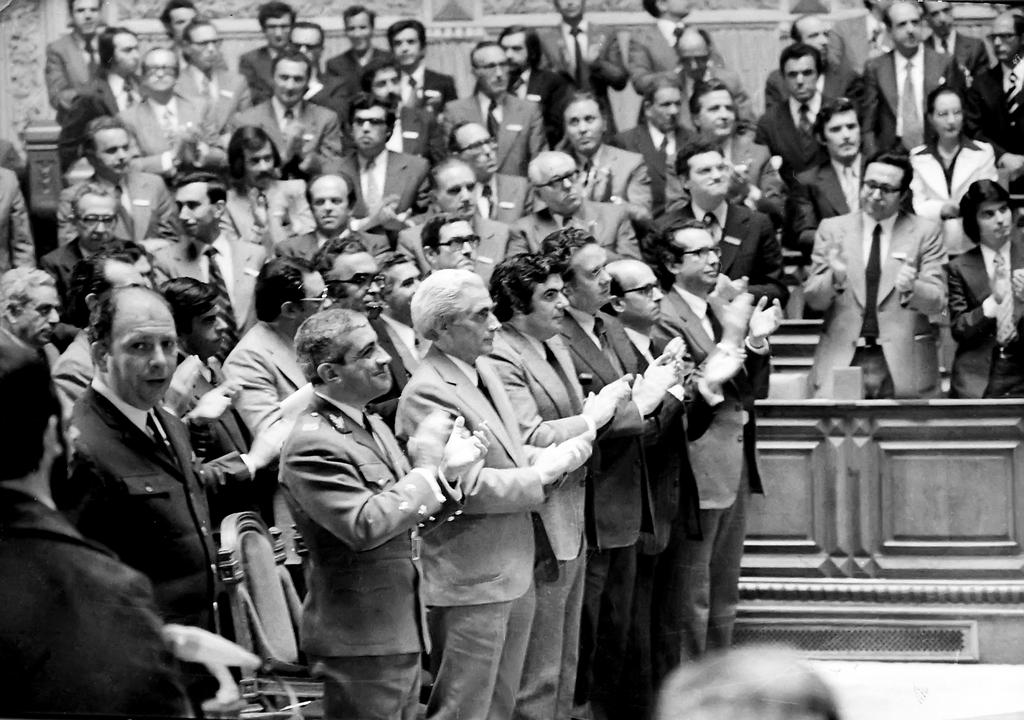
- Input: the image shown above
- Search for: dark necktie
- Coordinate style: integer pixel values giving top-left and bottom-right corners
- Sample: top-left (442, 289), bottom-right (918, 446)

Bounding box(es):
top-left (476, 375), bottom-right (495, 409)
top-left (570, 26), bottom-right (585, 88)
top-left (1008, 70), bottom-right (1021, 119)
top-left (862, 223), bottom-right (882, 340)
top-left (123, 76), bottom-right (136, 108)
top-left (798, 102), bottom-right (812, 136)
top-left (408, 74), bottom-right (420, 106)
top-left (481, 182), bottom-right (494, 218)
top-left (362, 411), bottom-right (394, 470)
top-left (703, 211), bottom-right (721, 243)
top-left (486, 98), bottom-right (500, 140)
top-left (509, 73), bottom-right (524, 96)
top-left (592, 316), bottom-right (624, 374)
top-left (147, 412), bottom-right (177, 466)
top-left (204, 246), bottom-right (240, 357)
top-left (545, 344), bottom-right (583, 414)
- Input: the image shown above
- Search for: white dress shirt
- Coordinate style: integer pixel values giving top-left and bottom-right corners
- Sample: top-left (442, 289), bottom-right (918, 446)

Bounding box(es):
top-left (566, 306), bottom-right (602, 349)
top-left (647, 123), bottom-right (676, 161)
top-left (108, 74), bottom-right (135, 112)
top-left (1004, 57), bottom-right (1024, 96)
top-left (623, 327), bottom-right (656, 365)
top-left (673, 285), bottom-right (715, 341)
top-left (271, 96), bottom-right (302, 133)
top-left (656, 18), bottom-right (680, 47)
top-left (894, 46), bottom-right (925, 139)
top-left (980, 241), bottom-right (1013, 318)
top-left (358, 151), bottom-right (389, 207)
top-left (860, 212), bottom-right (898, 266)
top-left (789, 93), bottom-right (822, 129)
top-left (832, 155), bottom-right (862, 211)
top-left (561, 19), bottom-right (590, 76)
top-left (187, 64), bottom-right (219, 101)
top-left (477, 92), bottom-right (504, 125)
top-left (381, 313), bottom-right (419, 361)
top-left (200, 233), bottom-right (237, 306)
top-left (386, 115), bottom-right (405, 154)
top-left (401, 64), bottom-right (426, 107)
top-left (690, 199), bottom-right (728, 242)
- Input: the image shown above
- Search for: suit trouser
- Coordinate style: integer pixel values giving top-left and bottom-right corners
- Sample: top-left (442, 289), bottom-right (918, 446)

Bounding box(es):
top-left (574, 543), bottom-right (638, 718)
top-left (426, 586), bottom-right (536, 720)
top-left (513, 550), bottom-right (586, 720)
top-left (656, 486), bottom-right (749, 666)
top-left (309, 652), bottom-right (420, 720)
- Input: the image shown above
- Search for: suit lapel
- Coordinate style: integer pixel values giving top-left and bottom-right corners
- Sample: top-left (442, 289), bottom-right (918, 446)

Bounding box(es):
top-left (127, 175), bottom-right (154, 244)
top-left (718, 205), bottom-right (747, 273)
top-left (477, 357), bottom-right (528, 464)
top-left (371, 316), bottom-right (410, 390)
top-left (961, 247), bottom-right (991, 304)
top-left (91, 391), bottom-right (185, 480)
top-left (317, 396), bottom-right (394, 471)
top-left (502, 326), bottom-right (577, 415)
top-left (382, 151), bottom-right (405, 198)
top-left (879, 55), bottom-right (900, 117)
top-left (879, 214), bottom-right (914, 303)
top-left (819, 164), bottom-right (850, 215)
top-left (559, 314), bottom-right (618, 385)
top-left (664, 290), bottom-right (716, 363)
top-left (494, 98), bottom-right (519, 169)
top-left (841, 213), bottom-right (867, 306)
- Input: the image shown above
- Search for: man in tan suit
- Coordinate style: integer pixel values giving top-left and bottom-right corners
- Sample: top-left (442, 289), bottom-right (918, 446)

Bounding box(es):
top-left (176, 20), bottom-right (252, 136)
top-left (444, 41), bottom-right (547, 178)
top-left (396, 268), bottom-right (594, 720)
top-left (804, 151), bottom-right (947, 398)
top-left (509, 151), bottom-right (640, 261)
top-left (451, 122), bottom-right (533, 225)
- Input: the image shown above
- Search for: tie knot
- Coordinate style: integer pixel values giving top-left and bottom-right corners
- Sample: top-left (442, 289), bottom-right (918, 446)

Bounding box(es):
top-left (570, 25), bottom-right (582, 36)
top-left (704, 212), bottom-right (718, 227)
top-left (593, 316), bottom-right (605, 337)
top-left (799, 102), bottom-right (810, 114)
top-left (873, 223), bottom-right (882, 240)
top-left (481, 183), bottom-right (492, 198)
top-left (205, 245), bottom-right (218, 258)
top-left (995, 253), bottom-right (1006, 268)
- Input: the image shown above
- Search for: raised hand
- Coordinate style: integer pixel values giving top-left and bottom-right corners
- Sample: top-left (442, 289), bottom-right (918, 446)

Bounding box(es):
top-left (748, 296), bottom-right (783, 342)
top-left (440, 415), bottom-right (489, 479)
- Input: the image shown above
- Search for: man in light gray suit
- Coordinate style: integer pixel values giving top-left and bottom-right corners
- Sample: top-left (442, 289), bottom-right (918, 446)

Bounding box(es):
top-left (176, 19), bottom-right (252, 136)
top-left (45, 0), bottom-right (101, 120)
top-left (488, 253), bottom-right (628, 720)
top-left (451, 122), bottom-right (533, 225)
top-left (444, 41), bottom-right (547, 178)
top-left (396, 269), bottom-right (594, 720)
top-left (804, 151), bottom-right (947, 398)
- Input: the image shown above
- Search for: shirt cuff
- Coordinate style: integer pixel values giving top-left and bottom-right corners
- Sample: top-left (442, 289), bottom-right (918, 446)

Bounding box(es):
top-left (239, 453), bottom-right (256, 480)
top-left (410, 467), bottom-right (446, 505)
top-left (667, 383), bottom-right (687, 401)
top-left (745, 337), bottom-right (770, 355)
top-left (982, 295), bottom-right (1000, 318)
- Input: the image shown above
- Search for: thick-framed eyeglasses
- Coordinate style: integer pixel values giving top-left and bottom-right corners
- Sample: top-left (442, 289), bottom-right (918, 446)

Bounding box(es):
top-left (436, 234), bottom-right (481, 249)
top-left (863, 180), bottom-right (901, 195)
top-left (680, 246), bottom-right (722, 261)
top-left (620, 283), bottom-right (659, 297)
top-left (78, 214), bottom-right (117, 227)
top-left (353, 116), bottom-right (388, 127)
top-left (459, 137), bottom-right (497, 154)
top-left (144, 65), bottom-right (179, 76)
top-left (538, 170), bottom-right (580, 189)
top-left (328, 273), bottom-right (385, 291)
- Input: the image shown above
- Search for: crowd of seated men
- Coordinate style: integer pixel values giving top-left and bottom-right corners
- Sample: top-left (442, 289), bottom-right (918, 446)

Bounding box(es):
top-left (0, 0), bottom-right (1022, 717)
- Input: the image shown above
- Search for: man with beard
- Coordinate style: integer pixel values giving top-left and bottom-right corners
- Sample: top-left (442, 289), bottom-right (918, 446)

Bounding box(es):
top-left (398, 158), bottom-right (511, 282)
top-left (176, 19), bottom-right (252, 136)
top-left (230, 49), bottom-right (344, 180)
top-left (317, 243), bottom-right (409, 425)
top-left (498, 25), bottom-right (570, 147)
top-left (360, 58), bottom-right (446, 165)
top-left (509, 151), bottom-right (639, 261)
top-left (450, 122), bottom-right (532, 225)
top-left (0, 268), bottom-right (61, 363)
top-left (57, 116), bottom-right (180, 248)
top-left (445, 41), bottom-right (548, 178)
top-left (275, 173), bottom-right (388, 261)
top-left (152, 172), bottom-right (266, 352)
top-left (561, 92), bottom-right (653, 229)
top-left (340, 94), bottom-right (430, 236)
top-left (221, 125), bottom-right (315, 250)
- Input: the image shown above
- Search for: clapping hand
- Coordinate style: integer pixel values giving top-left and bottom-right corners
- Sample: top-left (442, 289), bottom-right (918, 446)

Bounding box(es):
top-left (748, 296), bottom-right (783, 342)
top-left (532, 429), bottom-right (595, 485)
top-left (166, 354), bottom-right (205, 416)
top-left (440, 416), bottom-right (490, 479)
top-left (407, 410), bottom-right (453, 469)
top-left (718, 292), bottom-right (755, 348)
top-left (828, 243), bottom-right (848, 285)
top-left (713, 274), bottom-right (748, 302)
top-left (186, 380), bottom-right (240, 426)
top-left (632, 353), bottom-right (680, 416)
top-left (893, 255), bottom-right (917, 294)
top-left (581, 377), bottom-right (631, 429)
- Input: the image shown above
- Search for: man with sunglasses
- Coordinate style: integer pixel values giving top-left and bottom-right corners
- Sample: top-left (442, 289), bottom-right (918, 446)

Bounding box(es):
top-left (398, 158), bottom-right (511, 283)
top-left (120, 47), bottom-right (225, 180)
top-left (444, 40), bottom-right (547, 178)
top-left (509, 150), bottom-right (639, 261)
top-left (804, 150), bottom-right (946, 399)
top-left (451, 122), bottom-right (532, 225)
top-left (224, 256), bottom-right (324, 436)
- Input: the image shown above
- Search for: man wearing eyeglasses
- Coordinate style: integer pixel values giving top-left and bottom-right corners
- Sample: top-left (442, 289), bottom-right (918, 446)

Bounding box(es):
top-left (398, 158), bottom-right (511, 283)
top-left (450, 122), bottom-right (532, 225)
top-left (804, 151), bottom-right (946, 399)
top-left (445, 40), bottom-right (547, 178)
top-left (653, 218), bottom-right (779, 669)
top-left (152, 172), bottom-right (266, 356)
top-left (360, 58), bottom-right (446, 165)
top-left (339, 94), bottom-right (430, 236)
top-left (965, 12), bottom-right (1024, 194)
top-left (120, 47), bottom-right (225, 180)
top-left (223, 257), bottom-right (323, 437)
top-left (229, 49), bottom-right (345, 181)
top-left (657, 138), bottom-right (788, 311)
top-left (176, 20), bottom-right (251, 137)
top-left (509, 151), bottom-right (639, 261)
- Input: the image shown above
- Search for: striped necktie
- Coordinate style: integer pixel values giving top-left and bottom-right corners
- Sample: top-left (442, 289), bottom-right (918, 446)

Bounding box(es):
top-left (204, 246), bottom-right (239, 358)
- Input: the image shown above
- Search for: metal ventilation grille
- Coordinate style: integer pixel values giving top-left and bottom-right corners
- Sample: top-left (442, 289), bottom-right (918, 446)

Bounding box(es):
top-left (734, 622), bottom-right (976, 661)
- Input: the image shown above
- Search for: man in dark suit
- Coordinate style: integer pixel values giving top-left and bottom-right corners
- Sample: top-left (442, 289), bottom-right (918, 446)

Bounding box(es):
top-left (238, 1), bottom-right (295, 106)
top-left (325, 5), bottom-right (393, 95)
top-left (445, 41), bottom-right (548, 178)
top-left (360, 58), bottom-right (447, 164)
top-left (499, 25), bottom-right (571, 147)
top-left (288, 22), bottom-right (352, 124)
top-left (658, 138), bottom-right (789, 307)
top-left (396, 268), bottom-right (593, 720)
top-left (756, 43), bottom-right (832, 185)
top-left (281, 307), bottom-right (478, 720)
top-left (63, 285), bottom-right (283, 621)
top-left (488, 253), bottom-right (629, 720)
top-left (538, 0), bottom-right (628, 135)
top-left (948, 180), bottom-right (1024, 398)
top-left (387, 19), bottom-right (457, 114)
top-left (0, 341), bottom-right (191, 717)
top-left (763, 14), bottom-right (864, 114)
top-left (45, 0), bottom-right (101, 120)
top-left (339, 95), bottom-right (430, 237)
top-left (541, 228), bottom-right (679, 718)
top-left (965, 13), bottom-right (1024, 194)
top-left (862, 0), bottom-right (959, 153)
top-left (922, 1), bottom-right (989, 84)
top-left (43, 183), bottom-right (122, 304)
top-left (653, 219), bottom-right (780, 664)
top-left (451, 122), bottom-right (533, 225)
top-left (275, 174), bottom-right (388, 261)
top-left (612, 76), bottom-right (690, 219)
top-left (788, 98), bottom-right (865, 259)
top-left (229, 50), bottom-right (344, 181)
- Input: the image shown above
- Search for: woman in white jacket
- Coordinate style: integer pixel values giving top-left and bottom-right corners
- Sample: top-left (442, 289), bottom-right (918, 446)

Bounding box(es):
top-left (910, 86), bottom-right (998, 257)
